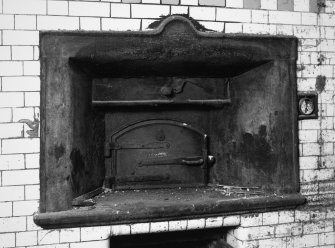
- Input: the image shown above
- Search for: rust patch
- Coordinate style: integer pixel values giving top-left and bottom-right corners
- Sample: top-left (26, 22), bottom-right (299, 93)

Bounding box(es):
top-left (315, 75), bottom-right (326, 92)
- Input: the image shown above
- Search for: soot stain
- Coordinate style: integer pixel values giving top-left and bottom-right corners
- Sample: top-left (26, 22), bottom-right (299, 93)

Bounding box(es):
top-left (316, 75), bottom-right (326, 92)
top-left (54, 144), bottom-right (65, 162)
top-left (18, 118), bottom-right (39, 138)
top-left (240, 125), bottom-right (273, 171)
top-left (70, 149), bottom-right (85, 194)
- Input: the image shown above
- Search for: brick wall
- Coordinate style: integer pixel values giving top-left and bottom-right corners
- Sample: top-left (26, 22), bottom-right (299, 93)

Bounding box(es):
top-left (0, 0), bottom-right (334, 247)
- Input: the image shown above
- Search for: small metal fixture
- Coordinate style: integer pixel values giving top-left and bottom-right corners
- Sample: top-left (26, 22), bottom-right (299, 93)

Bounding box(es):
top-left (298, 92), bottom-right (318, 119)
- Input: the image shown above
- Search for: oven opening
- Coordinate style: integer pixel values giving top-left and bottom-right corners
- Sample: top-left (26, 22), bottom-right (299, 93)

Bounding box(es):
top-left (94, 76), bottom-right (231, 190)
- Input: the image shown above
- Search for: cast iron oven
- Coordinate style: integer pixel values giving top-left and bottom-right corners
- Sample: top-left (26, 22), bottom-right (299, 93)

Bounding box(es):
top-left (34, 16), bottom-right (305, 228)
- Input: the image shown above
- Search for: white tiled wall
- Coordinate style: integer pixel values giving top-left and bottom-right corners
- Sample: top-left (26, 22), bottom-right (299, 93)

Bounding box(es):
top-left (0, 0), bottom-right (334, 247)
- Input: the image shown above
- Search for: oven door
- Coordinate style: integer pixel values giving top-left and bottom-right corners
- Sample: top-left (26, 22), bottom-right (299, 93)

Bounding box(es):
top-left (108, 120), bottom-right (210, 189)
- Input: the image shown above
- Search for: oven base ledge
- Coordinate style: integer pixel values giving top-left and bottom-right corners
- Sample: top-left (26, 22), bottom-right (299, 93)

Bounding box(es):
top-left (34, 193), bottom-right (306, 229)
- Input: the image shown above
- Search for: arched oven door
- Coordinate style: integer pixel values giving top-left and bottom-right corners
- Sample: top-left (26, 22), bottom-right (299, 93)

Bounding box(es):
top-left (105, 119), bottom-right (213, 189)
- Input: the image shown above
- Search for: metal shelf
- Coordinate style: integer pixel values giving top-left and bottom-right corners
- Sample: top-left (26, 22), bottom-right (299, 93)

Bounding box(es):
top-left (92, 99), bottom-right (231, 108)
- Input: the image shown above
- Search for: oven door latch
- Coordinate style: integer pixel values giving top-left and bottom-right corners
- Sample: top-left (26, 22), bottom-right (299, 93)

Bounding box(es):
top-left (138, 156), bottom-right (204, 167)
top-left (138, 155), bottom-right (215, 168)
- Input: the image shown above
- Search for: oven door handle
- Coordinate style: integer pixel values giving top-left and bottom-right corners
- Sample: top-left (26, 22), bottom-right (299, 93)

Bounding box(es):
top-left (138, 156), bottom-right (204, 167)
top-left (181, 158), bottom-right (204, 166)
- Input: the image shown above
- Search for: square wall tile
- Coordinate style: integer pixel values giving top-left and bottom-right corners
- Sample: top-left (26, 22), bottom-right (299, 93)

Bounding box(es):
top-left (244, 0), bottom-right (261, 9)
top-left (310, 0), bottom-right (325, 13)
top-left (278, 0), bottom-right (293, 10)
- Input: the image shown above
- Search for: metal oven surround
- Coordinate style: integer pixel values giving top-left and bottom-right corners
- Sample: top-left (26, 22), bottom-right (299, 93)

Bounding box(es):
top-left (35, 16), bottom-right (305, 228)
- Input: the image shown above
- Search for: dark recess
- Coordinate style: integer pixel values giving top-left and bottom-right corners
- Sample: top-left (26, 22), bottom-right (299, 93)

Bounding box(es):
top-left (110, 228), bottom-right (233, 248)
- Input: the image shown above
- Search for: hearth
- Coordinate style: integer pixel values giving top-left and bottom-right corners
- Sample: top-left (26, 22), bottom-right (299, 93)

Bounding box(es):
top-left (34, 16), bottom-right (305, 228)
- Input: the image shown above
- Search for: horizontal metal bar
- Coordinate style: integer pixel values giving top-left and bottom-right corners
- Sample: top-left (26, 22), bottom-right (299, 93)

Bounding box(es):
top-left (92, 99), bottom-right (231, 108)
top-left (111, 142), bottom-right (170, 150)
top-left (138, 156), bottom-right (204, 167)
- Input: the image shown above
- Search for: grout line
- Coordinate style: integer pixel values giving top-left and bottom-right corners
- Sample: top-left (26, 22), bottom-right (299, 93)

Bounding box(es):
top-left (109, 2), bottom-right (111, 17)
top-left (46, 0), bottom-right (48, 15)
top-left (130, 3), bottom-right (132, 18)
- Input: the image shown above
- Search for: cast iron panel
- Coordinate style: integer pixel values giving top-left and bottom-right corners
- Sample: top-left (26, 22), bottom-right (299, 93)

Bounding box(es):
top-left (107, 120), bottom-right (209, 189)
